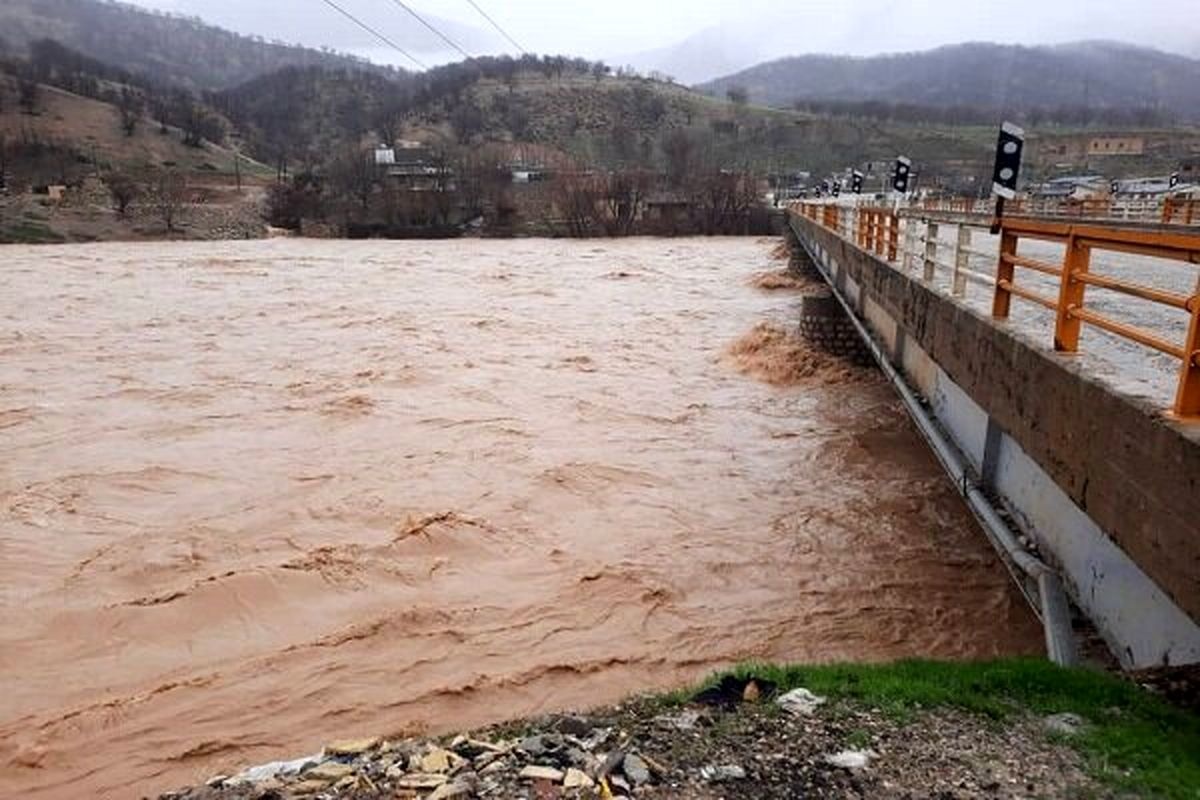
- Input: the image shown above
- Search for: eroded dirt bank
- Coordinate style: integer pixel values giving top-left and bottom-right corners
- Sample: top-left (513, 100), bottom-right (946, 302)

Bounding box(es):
top-left (0, 238), bottom-right (1041, 798)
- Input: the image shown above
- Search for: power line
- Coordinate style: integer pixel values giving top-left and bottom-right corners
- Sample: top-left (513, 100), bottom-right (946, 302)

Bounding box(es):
top-left (315, 0), bottom-right (427, 70)
top-left (384, 0), bottom-right (472, 60)
top-left (462, 0), bottom-right (526, 55)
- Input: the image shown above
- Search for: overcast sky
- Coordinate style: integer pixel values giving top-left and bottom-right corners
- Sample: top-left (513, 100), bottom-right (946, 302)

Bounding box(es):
top-left (129, 0), bottom-right (1199, 79)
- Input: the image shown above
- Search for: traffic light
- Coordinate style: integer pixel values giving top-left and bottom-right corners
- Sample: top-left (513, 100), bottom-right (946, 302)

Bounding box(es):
top-left (1110, 180), bottom-right (1120, 195)
top-left (1169, 172), bottom-right (1180, 190)
top-left (851, 171), bottom-right (864, 194)
top-left (991, 121), bottom-right (1025, 199)
top-left (831, 179), bottom-right (841, 197)
top-left (892, 157), bottom-right (912, 193)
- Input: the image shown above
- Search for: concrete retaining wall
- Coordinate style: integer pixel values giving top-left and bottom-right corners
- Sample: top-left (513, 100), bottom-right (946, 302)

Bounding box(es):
top-left (789, 214), bottom-right (1200, 668)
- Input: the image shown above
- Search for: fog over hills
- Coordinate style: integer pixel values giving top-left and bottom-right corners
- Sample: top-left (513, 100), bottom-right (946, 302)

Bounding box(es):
top-left (699, 41), bottom-right (1200, 120)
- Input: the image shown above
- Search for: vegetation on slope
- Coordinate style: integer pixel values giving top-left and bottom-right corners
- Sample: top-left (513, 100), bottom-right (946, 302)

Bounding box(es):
top-left (0, 0), bottom-right (389, 91)
top-left (686, 659), bottom-right (1200, 798)
top-left (701, 41), bottom-right (1200, 124)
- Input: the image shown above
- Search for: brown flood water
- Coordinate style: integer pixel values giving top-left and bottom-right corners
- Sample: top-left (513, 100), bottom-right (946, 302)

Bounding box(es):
top-left (0, 238), bottom-right (1041, 798)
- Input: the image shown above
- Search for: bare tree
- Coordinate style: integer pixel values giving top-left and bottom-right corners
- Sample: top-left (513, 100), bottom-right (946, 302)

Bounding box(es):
top-left (149, 169), bottom-right (188, 232)
top-left (600, 170), bottom-right (651, 236)
top-left (328, 146), bottom-right (376, 211)
top-left (726, 85), bottom-right (749, 106)
top-left (18, 79), bottom-right (40, 115)
top-left (117, 88), bottom-right (143, 137)
top-left (550, 171), bottom-right (603, 237)
top-left (103, 171), bottom-right (141, 216)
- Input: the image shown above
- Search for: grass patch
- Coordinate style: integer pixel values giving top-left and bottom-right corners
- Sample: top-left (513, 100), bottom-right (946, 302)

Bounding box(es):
top-left (0, 221), bottom-right (66, 244)
top-left (680, 659), bottom-right (1199, 798)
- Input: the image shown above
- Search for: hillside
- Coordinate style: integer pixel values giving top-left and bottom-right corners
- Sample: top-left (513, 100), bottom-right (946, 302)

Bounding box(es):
top-left (206, 63), bottom-right (995, 177)
top-left (0, 0), bottom-right (394, 91)
top-left (0, 76), bottom-right (262, 177)
top-left (701, 41), bottom-right (1200, 122)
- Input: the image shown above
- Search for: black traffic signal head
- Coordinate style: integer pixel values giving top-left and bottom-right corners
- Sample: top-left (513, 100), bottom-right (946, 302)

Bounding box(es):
top-left (991, 121), bottom-right (1025, 199)
top-left (1110, 180), bottom-right (1120, 195)
top-left (893, 157), bottom-right (912, 193)
top-left (1169, 172), bottom-right (1180, 189)
top-left (831, 179), bottom-right (841, 197)
top-left (851, 171), bottom-right (864, 194)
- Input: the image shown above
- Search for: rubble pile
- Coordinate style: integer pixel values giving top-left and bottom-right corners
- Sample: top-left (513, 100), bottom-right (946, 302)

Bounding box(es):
top-left (161, 675), bottom-right (1098, 800)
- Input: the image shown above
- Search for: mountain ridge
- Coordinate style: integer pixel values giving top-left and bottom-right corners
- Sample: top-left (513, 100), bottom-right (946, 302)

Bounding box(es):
top-left (700, 40), bottom-right (1200, 120)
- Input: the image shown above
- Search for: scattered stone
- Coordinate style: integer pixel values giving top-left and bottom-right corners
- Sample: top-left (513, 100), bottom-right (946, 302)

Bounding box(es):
top-left (656, 709), bottom-right (702, 731)
top-left (641, 753), bottom-right (668, 778)
top-left (700, 764), bottom-right (747, 782)
top-left (1043, 712), bottom-right (1086, 736)
top-left (304, 761), bottom-right (356, 782)
top-left (421, 746), bottom-right (454, 773)
top-left (428, 780), bottom-right (473, 799)
top-left (622, 753), bottom-right (651, 785)
top-left (597, 749), bottom-right (625, 780)
top-left (395, 773), bottom-right (449, 790)
top-left (826, 749), bottom-right (874, 771)
top-left (290, 778), bottom-right (332, 795)
top-left (776, 687), bottom-right (827, 716)
top-left (325, 737), bottom-right (380, 756)
top-left (518, 735), bottom-right (549, 756)
top-left (518, 765), bottom-right (564, 783)
top-left (553, 715), bottom-right (595, 738)
top-left (563, 768), bottom-right (595, 789)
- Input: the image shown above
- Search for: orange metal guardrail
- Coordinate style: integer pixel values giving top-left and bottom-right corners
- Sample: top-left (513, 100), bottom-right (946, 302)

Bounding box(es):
top-left (1163, 197), bottom-right (1200, 226)
top-left (992, 218), bottom-right (1200, 418)
top-left (857, 207), bottom-right (899, 262)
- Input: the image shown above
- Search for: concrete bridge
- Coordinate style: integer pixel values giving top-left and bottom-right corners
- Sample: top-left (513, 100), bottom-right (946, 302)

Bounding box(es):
top-left (787, 201), bottom-right (1200, 669)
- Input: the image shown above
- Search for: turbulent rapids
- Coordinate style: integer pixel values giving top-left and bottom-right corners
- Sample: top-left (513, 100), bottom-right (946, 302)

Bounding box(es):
top-left (0, 237), bottom-right (1041, 798)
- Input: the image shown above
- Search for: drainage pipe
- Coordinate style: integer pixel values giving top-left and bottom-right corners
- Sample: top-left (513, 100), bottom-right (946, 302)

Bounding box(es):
top-left (791, 226), bottom-right (1078, 666)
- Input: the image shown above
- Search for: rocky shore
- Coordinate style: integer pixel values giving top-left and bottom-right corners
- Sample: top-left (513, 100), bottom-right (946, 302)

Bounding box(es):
top-left (161, 673), bottom-right (1110, 800)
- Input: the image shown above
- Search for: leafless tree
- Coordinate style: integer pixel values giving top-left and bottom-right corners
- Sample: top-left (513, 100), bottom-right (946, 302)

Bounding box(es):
top-left (550, 171), bottom-right (604, 237)
top-left (149, 169), bottom-right (188, 231)
top-left (600, 170), bottom-right (651, 236)
top-left (117, 88), bottom-right (143, 137)
top-left (329, 146), bottom-right (376, 210)
top-left (103, 171), bottom-right (140, 216)
top-left (18, 79), bottom-right (40, 115)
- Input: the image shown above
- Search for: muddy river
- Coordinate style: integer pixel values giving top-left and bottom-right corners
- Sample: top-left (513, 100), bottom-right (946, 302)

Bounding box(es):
top-left (0, 238), bottom-right (1041, 798)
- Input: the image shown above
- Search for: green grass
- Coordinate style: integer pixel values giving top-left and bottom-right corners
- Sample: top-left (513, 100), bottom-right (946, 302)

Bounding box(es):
top-left (678, 659), bottom-right (1200, 799)
top-left (0, 221), bottom-right (66, 244)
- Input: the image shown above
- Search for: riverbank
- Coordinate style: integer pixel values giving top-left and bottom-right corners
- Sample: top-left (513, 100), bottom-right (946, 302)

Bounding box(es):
top-left (163, 658), bottom-right (1200, 800)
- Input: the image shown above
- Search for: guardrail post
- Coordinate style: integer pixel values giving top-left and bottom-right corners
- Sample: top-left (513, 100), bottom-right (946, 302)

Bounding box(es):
top-left (923, 221), bottom-right (939, 281)
top-left (952, 224), bottom-right (970, 296)
top-left (992, 230), bottom-right (1017, 318)
top-left (1178, 291), bottom-right (1200, 417)
top-left (1054, 234), bottom-right (1091, 352)
top-left (886, 213), bottom-right (899, 262)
